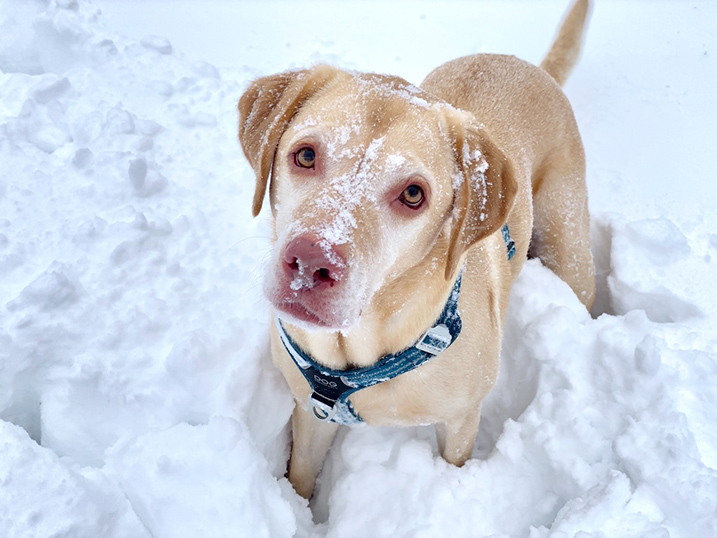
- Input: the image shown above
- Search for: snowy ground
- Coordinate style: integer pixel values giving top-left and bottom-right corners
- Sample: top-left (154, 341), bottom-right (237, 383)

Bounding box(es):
top-left (1, 1), bottom-right (716, 537)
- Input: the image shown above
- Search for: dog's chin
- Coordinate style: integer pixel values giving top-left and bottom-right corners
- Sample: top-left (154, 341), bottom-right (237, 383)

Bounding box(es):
top-left (273, 300), bottom-right (360, 333)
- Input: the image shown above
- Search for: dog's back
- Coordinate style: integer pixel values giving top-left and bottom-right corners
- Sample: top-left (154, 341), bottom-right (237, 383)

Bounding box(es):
top-left (421, 0), bottom-right (595, 309)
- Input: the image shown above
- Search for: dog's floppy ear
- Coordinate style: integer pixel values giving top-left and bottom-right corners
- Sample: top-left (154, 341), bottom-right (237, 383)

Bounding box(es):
top-left (444, 114), bottom-right (518, 279)
top-left (238, 65), bottom-right (338, 217)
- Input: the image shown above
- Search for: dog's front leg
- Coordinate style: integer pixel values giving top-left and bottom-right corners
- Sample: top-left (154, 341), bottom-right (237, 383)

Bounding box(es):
top-left (435, 406), bottom-right (482, 467)
top-left (288, 402), bottom-right (339, 498)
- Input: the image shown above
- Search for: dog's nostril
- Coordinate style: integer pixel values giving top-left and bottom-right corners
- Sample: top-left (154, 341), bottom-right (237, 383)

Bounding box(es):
top-left (288, 258), bottom-right (300, 271)
top-left (314, 268), bottom-right (334, 284)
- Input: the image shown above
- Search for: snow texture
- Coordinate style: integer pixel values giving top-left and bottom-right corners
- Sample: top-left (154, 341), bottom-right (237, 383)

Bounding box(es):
top-left (1, 1), bottom-right (716, 537)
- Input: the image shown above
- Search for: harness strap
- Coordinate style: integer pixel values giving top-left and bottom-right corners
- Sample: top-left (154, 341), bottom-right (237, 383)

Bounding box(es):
top-left (501, 223), bottom-right (516, 260)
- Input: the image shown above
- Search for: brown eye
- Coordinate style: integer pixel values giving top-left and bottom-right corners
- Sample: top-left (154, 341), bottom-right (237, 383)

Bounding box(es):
top-left (400, 184), bottom-right (425, 208)
top-left (294, 147), bottom-right (316, 169)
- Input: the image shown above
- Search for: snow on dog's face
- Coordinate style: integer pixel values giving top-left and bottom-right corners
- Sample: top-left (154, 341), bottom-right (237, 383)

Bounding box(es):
top-left (238, 65), bottom-right (516, 330)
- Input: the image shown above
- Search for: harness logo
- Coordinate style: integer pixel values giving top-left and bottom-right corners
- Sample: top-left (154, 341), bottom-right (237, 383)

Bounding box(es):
top-left (314, 375), bottom-right (337, 388)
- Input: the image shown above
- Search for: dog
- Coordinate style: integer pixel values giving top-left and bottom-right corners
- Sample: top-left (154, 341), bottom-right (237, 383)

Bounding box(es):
top-left (238, 0), bottom-right (595, 498)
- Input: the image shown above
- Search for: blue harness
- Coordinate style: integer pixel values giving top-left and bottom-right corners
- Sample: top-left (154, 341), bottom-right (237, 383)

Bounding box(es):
top-left (276, 223), bottom-right (516, 425)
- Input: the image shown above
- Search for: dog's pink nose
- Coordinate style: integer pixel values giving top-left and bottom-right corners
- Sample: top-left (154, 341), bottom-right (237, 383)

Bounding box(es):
top-left (282, 236), bottom-right (346, 290)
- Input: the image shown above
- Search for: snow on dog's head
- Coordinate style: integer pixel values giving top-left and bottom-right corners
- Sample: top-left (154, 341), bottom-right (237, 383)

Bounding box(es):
top-left (238, 65), bottom-right (516, 331)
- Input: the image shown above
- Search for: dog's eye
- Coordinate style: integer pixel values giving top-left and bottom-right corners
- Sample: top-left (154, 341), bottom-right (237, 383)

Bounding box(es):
top-left (400, 184), bottom-right (425, 208)
top-left (294, 147), bottom-right (316, 169)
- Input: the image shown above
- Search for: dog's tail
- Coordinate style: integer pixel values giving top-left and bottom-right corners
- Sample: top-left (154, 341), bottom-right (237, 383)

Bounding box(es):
top-left (540, 0), bottom-right (592, 87)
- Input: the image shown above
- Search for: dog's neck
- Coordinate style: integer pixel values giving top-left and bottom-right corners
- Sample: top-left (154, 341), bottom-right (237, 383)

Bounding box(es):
top-left (281, 254), bottom-right (460, 370)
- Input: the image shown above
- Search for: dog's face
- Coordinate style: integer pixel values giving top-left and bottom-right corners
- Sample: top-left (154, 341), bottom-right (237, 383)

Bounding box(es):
top-left (239, 65), bottom-right (516, 330)
top-left (266, 74), bottom-right (457, 330)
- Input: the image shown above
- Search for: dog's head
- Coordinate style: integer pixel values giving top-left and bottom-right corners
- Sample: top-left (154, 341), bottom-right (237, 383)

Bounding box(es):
top-left (238, 65), bottom-right (516, 331)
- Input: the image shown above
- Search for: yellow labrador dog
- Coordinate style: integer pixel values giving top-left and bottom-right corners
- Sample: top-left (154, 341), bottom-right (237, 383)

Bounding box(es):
top-left (238, 0), bottom-right (595, 498)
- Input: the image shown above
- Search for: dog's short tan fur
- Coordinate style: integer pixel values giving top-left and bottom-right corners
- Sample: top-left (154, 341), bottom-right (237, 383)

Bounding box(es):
top-left (238, 0), bottom-right (595, 499)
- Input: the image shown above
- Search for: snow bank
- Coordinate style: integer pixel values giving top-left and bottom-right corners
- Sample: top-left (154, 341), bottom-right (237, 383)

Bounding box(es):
top-left (0, 1), bottom-right (715, 537)
top-left (104, 418), bottom-right (296, 538)
top-left (0, 421), bottom-right (148, 537)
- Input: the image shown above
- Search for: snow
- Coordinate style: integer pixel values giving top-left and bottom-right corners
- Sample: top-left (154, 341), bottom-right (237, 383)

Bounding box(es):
top-left (1, 1), bottom-right (716, 537)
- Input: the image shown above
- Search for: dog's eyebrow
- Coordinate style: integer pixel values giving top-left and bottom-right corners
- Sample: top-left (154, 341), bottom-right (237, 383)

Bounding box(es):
top-left (290, 115), bottom-right (320, 131)
top-left (385, 154), bottom-right (406, 170)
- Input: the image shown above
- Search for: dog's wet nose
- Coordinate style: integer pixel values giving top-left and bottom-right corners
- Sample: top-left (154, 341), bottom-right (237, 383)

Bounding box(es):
top-left (282, 236), bottom-right (346, 290)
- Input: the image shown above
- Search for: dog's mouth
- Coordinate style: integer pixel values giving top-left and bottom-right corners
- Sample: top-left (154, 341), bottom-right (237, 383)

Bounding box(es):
top-left (275, 300), bottom-right (331, 329)
top-left (271, 284), bottom-right (365, 331)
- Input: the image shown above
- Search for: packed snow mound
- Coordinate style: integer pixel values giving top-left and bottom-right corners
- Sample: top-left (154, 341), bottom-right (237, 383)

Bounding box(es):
top-left (0, 421), bottom-right (148, 537)
top-left (104, 417), bottom-right (296, 538)
top-left (1, 1), bottom-right (715, 537)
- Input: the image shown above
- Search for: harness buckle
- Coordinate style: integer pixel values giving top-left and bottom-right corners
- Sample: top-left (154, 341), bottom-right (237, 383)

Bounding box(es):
top-left (307, 392), bottom-right (338, 422)
top-left (415, 323), bottom-right (452, 355)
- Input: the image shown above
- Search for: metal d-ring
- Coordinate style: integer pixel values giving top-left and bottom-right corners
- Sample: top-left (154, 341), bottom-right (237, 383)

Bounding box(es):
top-left (308, 393), bottom-right (338, 422)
